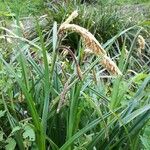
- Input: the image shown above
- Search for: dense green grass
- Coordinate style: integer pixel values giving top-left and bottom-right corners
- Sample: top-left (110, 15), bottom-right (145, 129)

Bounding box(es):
top-left (114, 0), bottom-right (150, 4)
top-left (0, 0), bottom-right (44, 16)
top-left (0, 0), bottom-right (150, 149)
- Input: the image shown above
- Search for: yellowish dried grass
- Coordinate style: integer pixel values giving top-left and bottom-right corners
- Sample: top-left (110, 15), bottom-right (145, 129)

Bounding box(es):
top-left (137, 35), bottom-right (145, 50)
top-left (59, 11), bottom-right (122, 76)
top-left (137, 35), bottom-right (145, 54)
top-left (61, 10), bottom-right (78, 25)
top-left (101, 55), bottom-right (122, 75)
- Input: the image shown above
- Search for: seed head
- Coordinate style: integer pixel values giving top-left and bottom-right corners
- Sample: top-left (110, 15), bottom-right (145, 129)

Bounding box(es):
top-left (137, 35), bottom-right (145, 50)
top-left (58, 11), bottom-right (122, 76)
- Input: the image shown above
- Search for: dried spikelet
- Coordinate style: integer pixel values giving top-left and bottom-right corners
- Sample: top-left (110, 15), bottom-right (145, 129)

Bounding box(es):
top-left (57, 78), bottom-right (71, 113)
top-left (137, 35), bottom-right (145, 51)
top-left (61, 49), bottom-right (69, 57)
top-left (124, 46), bottom-right (129, 57)
top-left (84, 48), bottom-right (93, 54)
top-left (76, 64), bottom-right (83, 80)
top-left (59, 11), bottom-right (122, 76)
top-left (101, 56), bottom-right (122, 75)
top-left (59, 10), bottom-right (78, 28)
top-left (59, 24), bottom-right (107, 56)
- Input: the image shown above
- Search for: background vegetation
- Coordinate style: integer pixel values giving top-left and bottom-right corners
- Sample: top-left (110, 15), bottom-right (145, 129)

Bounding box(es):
top-left (0, 0), bottom-right (150, 149)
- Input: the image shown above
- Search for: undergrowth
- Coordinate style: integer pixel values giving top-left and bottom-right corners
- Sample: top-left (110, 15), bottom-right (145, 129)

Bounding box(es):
top-left (0, 0), bottom-right (150, 150)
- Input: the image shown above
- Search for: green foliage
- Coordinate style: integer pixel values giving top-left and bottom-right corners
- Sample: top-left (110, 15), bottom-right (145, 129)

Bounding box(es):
top-left (0, 0), bottom-right (150, 149)
top-left (0, 0), bottom-right (44, 16)
top-left (5, 138), bottom-right (16, 150)
top-left (113, 0), bottom-right (150, 4)
top-left (141, 123), bottom-right (150, 150)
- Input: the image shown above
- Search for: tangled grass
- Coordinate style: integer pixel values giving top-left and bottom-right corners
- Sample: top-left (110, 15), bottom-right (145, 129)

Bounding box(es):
top-left (0, 1), bottom-right (150, 150)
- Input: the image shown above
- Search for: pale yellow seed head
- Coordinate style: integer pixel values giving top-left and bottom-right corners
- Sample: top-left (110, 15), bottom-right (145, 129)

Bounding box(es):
top-left (59, 24), bottom-right (107, 56)
top-left (58, 11), bottom-right (122, 76)
top-left (59, 10), bottom-right (78, 30)
top-left (101, 56), bottom-right (122, 76)
top-left (137, 35), bottom-right (145, 50)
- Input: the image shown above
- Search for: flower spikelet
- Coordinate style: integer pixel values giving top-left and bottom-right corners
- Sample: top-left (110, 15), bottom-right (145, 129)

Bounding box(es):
top-left (59, 11), bottom-right (122, 76)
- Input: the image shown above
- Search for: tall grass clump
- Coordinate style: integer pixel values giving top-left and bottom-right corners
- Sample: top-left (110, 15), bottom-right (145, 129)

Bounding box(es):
top-left (0, 0), bottom-right (150, 149)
